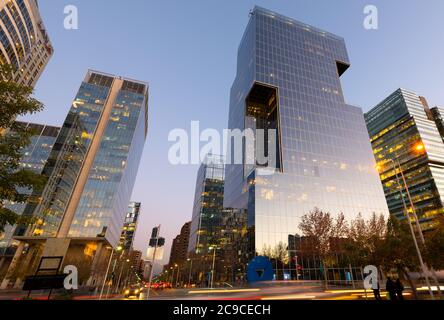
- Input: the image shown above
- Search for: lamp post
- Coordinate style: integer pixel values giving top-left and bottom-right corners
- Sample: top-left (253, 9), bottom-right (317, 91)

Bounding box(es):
top-left (175, 263), bottom-right (180, 287)
top-left (99, 246), bottom-right (114, 300)
top-left (187, 258), bottom-right (193, 287)
top-left (170, 266), bottom-right (175, 284)
top-left (287, 249), bottom-right (299, 280)
top-left (209, 246), bottom-right (217, 289)
top-left (385, 143), bottom-right (434, 299)
top-left (390, 143), bottom-right (442, 298)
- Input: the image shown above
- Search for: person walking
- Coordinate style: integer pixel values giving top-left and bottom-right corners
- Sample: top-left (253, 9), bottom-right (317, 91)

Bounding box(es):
top-left (372, 280), bottom-right (382, 300)
top-left (395, 278), bottom-right (404, 300)
top-left (386, 277), bottom-right (397, 301)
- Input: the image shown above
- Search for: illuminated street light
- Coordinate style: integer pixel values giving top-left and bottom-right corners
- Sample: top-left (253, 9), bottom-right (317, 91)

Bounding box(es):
top-left (385, 151), bottom-right (434, 299)
top-left (414, 142), bottom-right (425, 152)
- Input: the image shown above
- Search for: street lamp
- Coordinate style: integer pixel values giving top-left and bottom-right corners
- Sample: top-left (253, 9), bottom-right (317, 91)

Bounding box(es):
top-left (175, 263), bottom-right (180, 287)
top-left (383, 142), bottom-right (434, 299)
top-left (99, 246), bottom-right (114, 300)
top-left (209, 246), bottom-right (218, 289)
top-left (187, 258), bottom-right (193, 287)
top-left (170, 266), bottom-right (174, 284)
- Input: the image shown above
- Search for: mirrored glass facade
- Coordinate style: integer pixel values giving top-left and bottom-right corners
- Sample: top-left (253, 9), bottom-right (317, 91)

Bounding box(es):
top-left (0, 122), bottom-right (60, 256)
top-left (189, 154), bottom-right (225, 256)
top-left (21, 71), bottom-right (148, 248)
top-left (365, 89), bottom-right (444, 230)
top-left (224, 7), bottom-right (389, 260)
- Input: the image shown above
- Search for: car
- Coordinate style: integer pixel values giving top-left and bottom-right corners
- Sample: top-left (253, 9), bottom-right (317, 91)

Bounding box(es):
top-left (124, 286), bottom-right (141, 298)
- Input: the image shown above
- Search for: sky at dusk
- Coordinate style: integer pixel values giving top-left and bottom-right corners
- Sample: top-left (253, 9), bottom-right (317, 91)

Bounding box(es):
top-left (19, 0), bottom-right (444, 267)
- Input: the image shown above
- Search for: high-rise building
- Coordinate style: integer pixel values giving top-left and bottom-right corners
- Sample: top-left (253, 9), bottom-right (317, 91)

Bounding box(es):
top-left (0, 0), bottom-right (53, 87)
top-left (2, 70), bottom-right (148, 288)
top-left (168, 221), bottom-right (191, 266)
top-left (0, 122), bottom-right (59, 276)
top-left (224, 7), bottom-right (389, 266)
top-left (430, 106), bottom-right (444, 142)
top-left (188, 154), bottom-right (226, 256)
top-left (119, 202), bottom-right (141, 251)
top-left (365, 89), bottom-right (444, 231)
top-left (219, 209), bottom-right (248, 284)
top-left (130, 250), bottom-right (142, 270)
top-left (188, 154), bottom-right (246, 284)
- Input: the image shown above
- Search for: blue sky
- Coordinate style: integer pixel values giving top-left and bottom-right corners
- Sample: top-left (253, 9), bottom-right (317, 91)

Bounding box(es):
top-left (20, 0), bottom-right (444, 266)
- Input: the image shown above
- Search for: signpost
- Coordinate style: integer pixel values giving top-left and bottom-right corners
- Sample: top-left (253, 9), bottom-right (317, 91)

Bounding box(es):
top-left (22, 256), bottom-right (64, 299)
top-left (145, 225), bottom-right (165, 300)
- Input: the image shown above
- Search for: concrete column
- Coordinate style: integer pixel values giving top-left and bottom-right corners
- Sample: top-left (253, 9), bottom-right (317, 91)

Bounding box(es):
top-left (0, 242), bottom-right (24, 289)
top-left (13, 244), bottom-right (41, 289)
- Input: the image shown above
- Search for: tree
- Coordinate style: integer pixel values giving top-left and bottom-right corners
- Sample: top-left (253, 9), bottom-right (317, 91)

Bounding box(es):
top-left (299, 208), bottom-right (348, 284)
top-left (299, 208), bottom-right (348, 259)
top-left (0, 64), bottom-right (46, 233)
top-left (425, 216), bottom-right (444, 270)
top-left (344, 213), bottom-right (386, 267)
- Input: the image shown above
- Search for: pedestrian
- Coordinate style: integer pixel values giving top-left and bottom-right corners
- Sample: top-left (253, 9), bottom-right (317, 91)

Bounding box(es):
top-left (386, 277), bottom-right (397, 301)
top-left (372, 280), bottom-right (382, 300)
top-left (395, 278), bottom-right (404, 300)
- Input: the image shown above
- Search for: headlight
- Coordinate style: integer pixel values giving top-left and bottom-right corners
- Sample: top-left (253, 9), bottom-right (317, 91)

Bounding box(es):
top-left (124, 290), bottom-right (130, 294)
top-left (135, 289), bottom-right (140, 294)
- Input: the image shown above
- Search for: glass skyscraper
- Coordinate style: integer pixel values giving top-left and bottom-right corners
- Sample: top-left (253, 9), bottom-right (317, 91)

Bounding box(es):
top-left (189, 154), bottom-right (226, 256)
top-left (365, 88), bottom-right (444, 231)
top-left (2, 70), bottom-right (148, 288)
top-left (188, 154), bottom-right (246, 284)
top-left (224, 7), bottom-right (389, 263)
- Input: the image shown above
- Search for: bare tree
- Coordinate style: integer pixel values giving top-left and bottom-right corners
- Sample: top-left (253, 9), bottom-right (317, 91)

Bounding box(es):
top-left (298, 208), bottom-right (348, 285)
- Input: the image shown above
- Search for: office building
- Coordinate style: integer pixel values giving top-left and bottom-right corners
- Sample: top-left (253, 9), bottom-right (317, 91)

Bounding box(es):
top-left (0, 121), bottom-right (59, 277)
top-left (0, 0), bottom-right (53, 87)
top-left (188, 154), bottom-right (226, 256)
top-left (224, 7), bottom-right (389, 270)
top-left (168, 221), bottom-right (191, 266)
top-left (119, 201), bottom-right (141, 251)
top-left (365, 89), bottom-right (444, 231)
top-left (188, 154), bottom-right (247, 284)
top-left (1, 70), bottom-right (148, 288)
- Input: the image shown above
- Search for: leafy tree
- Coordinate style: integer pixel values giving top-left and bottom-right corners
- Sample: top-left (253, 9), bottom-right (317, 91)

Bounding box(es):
top-left (425, 216), bottom-right (444, 270)
top-left (0, 64), bottom-right (46, 233)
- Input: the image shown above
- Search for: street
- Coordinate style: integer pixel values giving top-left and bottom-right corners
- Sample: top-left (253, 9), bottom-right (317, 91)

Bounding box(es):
top-left (126, 281), bottom-right (416, 301)
top-left (1, 280), bottom-right (438, 301)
